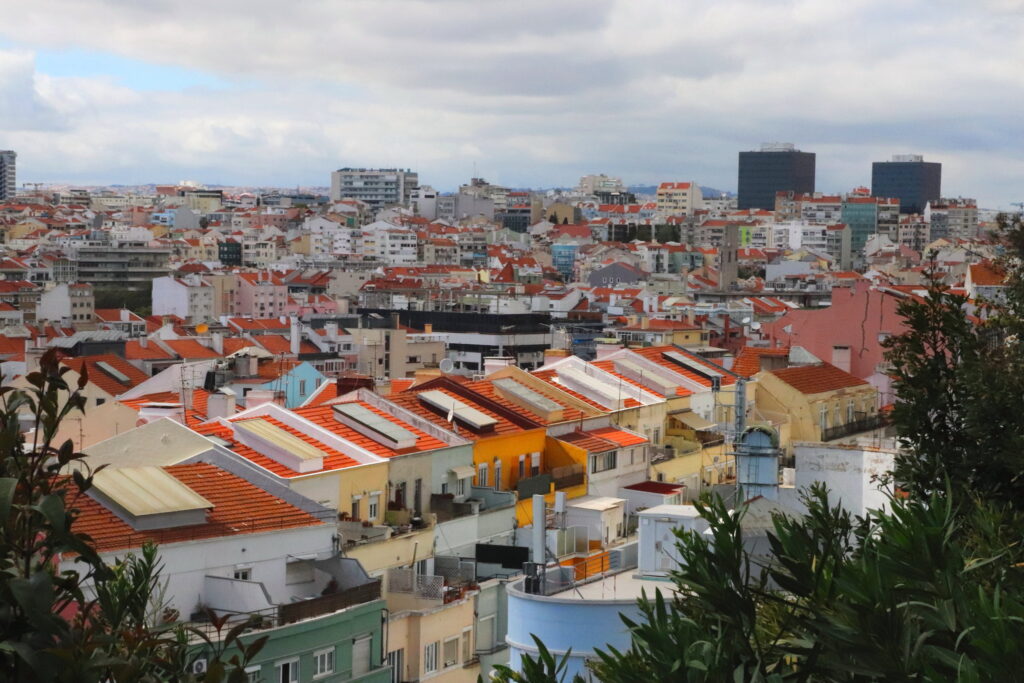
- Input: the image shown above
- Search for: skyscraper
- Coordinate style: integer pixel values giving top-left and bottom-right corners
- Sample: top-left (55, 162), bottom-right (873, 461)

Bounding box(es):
top-left (0, 150), bottom-right (16, 201)
top-left (871, 155), bottom-right (941, 215)
top-left (737, 143), bottom-right (815, 211)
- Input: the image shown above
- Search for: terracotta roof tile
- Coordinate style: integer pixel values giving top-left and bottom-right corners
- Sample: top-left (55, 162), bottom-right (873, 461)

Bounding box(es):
top-left (768, 362), bottom-right (868, 394)
top-left (61, 354), bottom-right (150, 397)
top-left (70, 463), bottom-right (323, 553)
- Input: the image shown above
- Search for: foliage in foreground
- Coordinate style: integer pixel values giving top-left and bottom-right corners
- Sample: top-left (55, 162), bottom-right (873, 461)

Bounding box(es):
top-left (494, 216), bottom-right (1024, 681)
top-left (0, 350), bottom-right (262, 681)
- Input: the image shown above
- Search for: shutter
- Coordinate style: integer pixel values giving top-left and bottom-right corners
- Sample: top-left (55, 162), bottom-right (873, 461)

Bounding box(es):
top-left (353, 636), bottom-right (372, 676)
top-left (478, 616), bottom-right (495, 652)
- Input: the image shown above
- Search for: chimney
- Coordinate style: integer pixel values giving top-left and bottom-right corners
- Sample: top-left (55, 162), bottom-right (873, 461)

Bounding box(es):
top-left (832, 345), bottom-right (852, 373)
top-left (120, 308), bottom-right (130, 322)
top-left (391, 312), bottom-right (401, 330)
top-left (423, 323), bottom-right (433, 334)
top-left (244, 388), bottom-right (276, 408)
top-left (289, 317), bottom-right (300, 355)
top-left (531, 495), bottom-right (546, 564)
top-left (686, 307), bottom-right (695, 325)
top-left (139, 336), bottom-right (148, 348)
top-left (595, 342), bottom-right (622, 360)
top-left (211, 331), bottom-right (224, 355)
top-left (484, 356), bottom-right (515, 376)
top-left (206, 390), bottom-right (236, 420)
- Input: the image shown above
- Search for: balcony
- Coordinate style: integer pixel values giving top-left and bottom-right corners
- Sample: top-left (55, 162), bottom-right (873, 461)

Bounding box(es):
top-left (822, 413), bottom-right (887, 442)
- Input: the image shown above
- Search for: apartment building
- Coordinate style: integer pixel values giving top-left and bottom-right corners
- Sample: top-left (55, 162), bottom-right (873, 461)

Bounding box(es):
top-left (330, 168), bottom-right (419, 208)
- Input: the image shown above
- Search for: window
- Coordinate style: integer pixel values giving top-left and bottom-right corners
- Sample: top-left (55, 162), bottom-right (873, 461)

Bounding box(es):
top-left (351, 498), bottom-right (361, 521)
top-left (518, 454), bottom-right (526, 479)
top-left (462, 628), bottom-right (473, 664)
top-left (493, 459), bottom-right (501, 490)
top-left (299, 380), bottom-right (307, 395)
top-left (233, 567), bottom-right (252, 581)
top-left (368, 494), bottom-right (380, 521)
top-left (443, 636), bottom-right (460, 668)
top-left (387, 650), bottom-right (404, 683)
top-left (424, 641), bottom-right (439, 674)
top-left (532, 451), bottom-right (541, 476)
top-left (244, 665), bottom-right (261, 682)
top-left (477, 462), bottom-right (488, 488)
top-left (590, 451), bottom-right (617, 473)
top-left (847, 400), bottom-right (855, 423)
top-left (313, 648), bottom-right (334, 678)
top-left (834, 402), bottom-right (842, 427)
top-left (819, 403), bottom-right (828, 433)
top-left (95, 398), bottom-right (106, 406)
top-left (456, 477), bottom-right (466, 497)
top-left (276, 658), bottom-right (298, 683)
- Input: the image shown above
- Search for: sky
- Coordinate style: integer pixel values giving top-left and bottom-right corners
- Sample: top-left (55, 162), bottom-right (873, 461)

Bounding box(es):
top-left (1, 0), bottom-right (1022, 208)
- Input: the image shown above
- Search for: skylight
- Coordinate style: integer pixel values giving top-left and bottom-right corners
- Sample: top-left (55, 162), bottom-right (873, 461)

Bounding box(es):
top-left (95, 360), bottom-right (131, 384)
top-left (662, 351), bottom-right (724, 382)
top-left (418, 390), bottom-right (497, 431)
top-left (333, 402), bottom-right (417, 450)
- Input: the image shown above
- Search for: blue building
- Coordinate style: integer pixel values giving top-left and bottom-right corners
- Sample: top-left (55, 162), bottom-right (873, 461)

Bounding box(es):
top-left (551, 243), bottom-right (580, 281)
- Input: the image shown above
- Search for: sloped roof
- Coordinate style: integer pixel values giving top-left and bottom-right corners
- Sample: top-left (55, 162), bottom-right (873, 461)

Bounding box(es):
top-left (768, 362), bottom-right (869, 394)
top-left (61, 354), bottom-right (150, 397)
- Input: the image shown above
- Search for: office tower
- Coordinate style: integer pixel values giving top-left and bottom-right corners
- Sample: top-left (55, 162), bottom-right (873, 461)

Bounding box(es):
top-left (737, 143), bottom-right (815, 211)
top-left (0, 150), bottom-right (16, 200)
top-left (871, 155), bottom-right (941, 215)
top-left (329, 168), bottom-right (419, 208)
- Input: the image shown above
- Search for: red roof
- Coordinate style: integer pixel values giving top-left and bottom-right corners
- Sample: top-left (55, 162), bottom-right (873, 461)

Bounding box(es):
top-left (61, 355), bottom-right (149, 397)
top-left (194, 417), bottom-right (360, 478)
top-left (70, 463), bottom-right (323, 553)
top-left (124, 340), bottom-right (174, 361)
top-left (969, 262), bottom-right (1005, 287)
top-left (119, 389), bottom-right (213, 425)
top-left (769, 363), bottom-right (869, 394)
top-left (732, 346), bottom-right (790, 378)
top-left (162, 339), bottom-right (220, 360)
top-left (294, 401), bottom-right (448, 458)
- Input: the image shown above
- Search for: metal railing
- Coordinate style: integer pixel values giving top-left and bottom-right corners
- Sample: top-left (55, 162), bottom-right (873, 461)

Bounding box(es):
top-left (822, 413), bottom-right (887, 442)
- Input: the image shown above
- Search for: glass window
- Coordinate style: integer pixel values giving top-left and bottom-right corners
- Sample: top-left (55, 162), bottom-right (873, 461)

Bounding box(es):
top-left (276, 659), bottom-right (298, 683)
top-left (424, 642), bottom-right (439, 674)
top-left (312, 648), bottom-right (334, 678)
top-left (477, 463), bottom-right (488, 488)
top-left (462, 629), bottom-right (473, 663)
top-left (443, 637), bottom-right (459, 668)
top-left (233, 567), bottom-right (251, 581)
top-left (368, 494), bottom-right (379, 521)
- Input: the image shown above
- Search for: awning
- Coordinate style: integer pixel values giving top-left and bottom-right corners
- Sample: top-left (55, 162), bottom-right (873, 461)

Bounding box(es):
top-left (449, 465), bottom-right (476, 480)
top-left (674, 411), bottom-right (716, 431)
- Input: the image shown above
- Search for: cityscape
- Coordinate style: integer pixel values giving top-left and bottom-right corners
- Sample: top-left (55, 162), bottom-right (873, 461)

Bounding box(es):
top-left (1, 2), bottom-right (1022, 682)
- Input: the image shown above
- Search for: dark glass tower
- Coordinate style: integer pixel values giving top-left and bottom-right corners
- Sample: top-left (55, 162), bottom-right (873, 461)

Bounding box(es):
top-left (871, 155), bottom-right (941, 214)
top-left (737, 143), bottom-right (815, 211)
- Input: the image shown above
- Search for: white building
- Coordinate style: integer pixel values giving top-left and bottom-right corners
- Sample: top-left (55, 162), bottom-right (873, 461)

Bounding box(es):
top-left (152, 274), bottom-right (215, 323)
top-left (330, 167), bottom-right (418, 208)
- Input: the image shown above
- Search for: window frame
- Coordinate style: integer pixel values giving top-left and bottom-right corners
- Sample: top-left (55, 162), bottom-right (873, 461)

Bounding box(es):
top-left (312, 647), bottom-right (335, 679)
top-left (423, 641), bottom-right (439, 674)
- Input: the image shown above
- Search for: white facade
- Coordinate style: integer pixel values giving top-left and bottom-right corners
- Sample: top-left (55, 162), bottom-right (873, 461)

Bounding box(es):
top-left (152, 275), bottom-right (214, 322)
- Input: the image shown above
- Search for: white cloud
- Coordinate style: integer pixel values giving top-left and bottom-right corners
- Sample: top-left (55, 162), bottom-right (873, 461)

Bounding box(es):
top-left (0, 0), bottom-right (1021, 207)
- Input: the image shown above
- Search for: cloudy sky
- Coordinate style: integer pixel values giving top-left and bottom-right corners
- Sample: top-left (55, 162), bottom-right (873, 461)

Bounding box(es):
top-left (1, 0), bottom-right (1022, 207)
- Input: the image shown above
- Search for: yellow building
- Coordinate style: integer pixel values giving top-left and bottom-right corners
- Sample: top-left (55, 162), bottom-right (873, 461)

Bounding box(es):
top-left (755, 362), bottom-right (879, 453)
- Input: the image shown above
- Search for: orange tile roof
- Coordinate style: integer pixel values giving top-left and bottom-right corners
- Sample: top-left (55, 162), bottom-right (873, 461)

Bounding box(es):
top-left (589, 426), bottom-right (648, 447)
top-left (0, 335), bottom-right (25, 362)
top-left (387, 387), bottom-right (526, 439)
top-left (768, 363), bottom-right (869, 395)
top-left (969, 262), bottom-right (1005, 287)
top-left (559, 429), bottom-right (617, 453)
top-left (194, 417), bottom-right (360, 478)
top-left (304, 380), bottom-right (339, 407)
top-left (124, 340), bottom-right (175, 361)
top-left (294, 401), bottom-right (448, 457)
top-left (529, 368), bottom-right (641, 410)
top-left (460, 378), bottom-right (588, 424)
top-left (731, 346), bottom-right (790, 379)
top-left (70, 463), bottom-right (323, 553)
top-left (254, 334), bottom-right (320, 355)
top-left (162, 339), bottom-right (220, 360)
top-left (61, 354), bottom-right (150, 397)
top-left (629, 345), bottom-right (736, 388)
top-left (119, 389), bottom-right (213, 425)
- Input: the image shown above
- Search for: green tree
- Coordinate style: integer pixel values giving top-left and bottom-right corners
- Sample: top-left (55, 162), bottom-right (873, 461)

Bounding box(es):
top-left (0, 350), bottom-right (262, 681)
top-left (493, 216), bottom-right (1024, 682)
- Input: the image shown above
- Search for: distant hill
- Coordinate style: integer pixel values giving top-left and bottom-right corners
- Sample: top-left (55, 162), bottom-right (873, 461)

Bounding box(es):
top-left (628, 184), bottom-right (735, 199)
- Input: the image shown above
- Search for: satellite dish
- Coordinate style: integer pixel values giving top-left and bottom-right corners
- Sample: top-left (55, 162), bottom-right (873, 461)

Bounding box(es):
top-left (741, 317), bottom-right (751, 325)
top-left (751, 322), bottom-right (762, 331)
top-left (439, 358), bottom-right (455, 374)
top-left (195, 323), bottom-right (209, 334)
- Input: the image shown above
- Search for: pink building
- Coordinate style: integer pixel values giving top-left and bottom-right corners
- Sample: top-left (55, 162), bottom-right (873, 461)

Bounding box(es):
top-left (233, 271), bottom-right (288, 319)
top-left (760, 279), bottom-right (910, 405)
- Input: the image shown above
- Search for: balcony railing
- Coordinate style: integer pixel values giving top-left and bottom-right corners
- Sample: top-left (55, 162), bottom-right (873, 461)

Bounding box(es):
top-left (822, 413), bottom-right (887, 442)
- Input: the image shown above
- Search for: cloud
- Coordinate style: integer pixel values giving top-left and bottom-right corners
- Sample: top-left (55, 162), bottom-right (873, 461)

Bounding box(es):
top-left (0, 0), bottom-right (1021, 207)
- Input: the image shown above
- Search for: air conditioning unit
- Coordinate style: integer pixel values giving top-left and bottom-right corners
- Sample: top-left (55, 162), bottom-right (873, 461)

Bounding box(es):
top-left (192, 658), bottom-right (208, 675)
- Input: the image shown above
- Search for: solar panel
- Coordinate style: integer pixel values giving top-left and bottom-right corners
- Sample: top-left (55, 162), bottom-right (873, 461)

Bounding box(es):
top-left (661, 351), bottom-right (723, 382)
top-left (492, 378), bottom-right (563, 418)
top-left (418, 390), bottom-right (497, 431)
top-left (95, 360), bottom-right (131, 384)
top-left (333, 402), bottom-right (417, 450)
